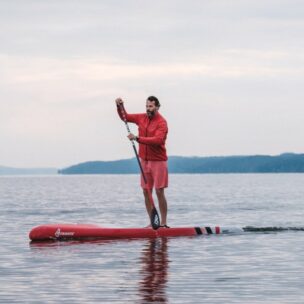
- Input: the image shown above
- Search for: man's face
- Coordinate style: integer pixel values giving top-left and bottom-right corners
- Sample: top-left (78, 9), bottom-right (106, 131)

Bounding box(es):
top-left (146, 100), bottom-right (158, 118)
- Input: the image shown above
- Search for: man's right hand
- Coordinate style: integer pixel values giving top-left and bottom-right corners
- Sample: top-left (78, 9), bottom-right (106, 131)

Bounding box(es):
top-left (115, 98), bottom-right (124, 106)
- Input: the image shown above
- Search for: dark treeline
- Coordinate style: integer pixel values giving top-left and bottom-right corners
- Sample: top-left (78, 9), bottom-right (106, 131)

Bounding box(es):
top-left (59, 153), bottom-right (304, 174)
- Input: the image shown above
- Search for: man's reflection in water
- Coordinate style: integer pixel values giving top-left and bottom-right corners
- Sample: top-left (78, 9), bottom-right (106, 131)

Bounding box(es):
top-left (138, 237), bottom-right (169, 303)
top-left (30, 238), bottom-right (170, 303)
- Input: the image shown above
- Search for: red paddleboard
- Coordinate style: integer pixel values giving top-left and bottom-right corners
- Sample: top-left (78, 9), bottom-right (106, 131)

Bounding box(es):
top-left (29, 223), bottom-right (226, 241)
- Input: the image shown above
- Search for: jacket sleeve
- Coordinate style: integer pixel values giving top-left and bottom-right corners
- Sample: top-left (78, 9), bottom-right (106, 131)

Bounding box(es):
top-left (138, 121), bottom-right (168, 146)
top-left (117, 105), bottom-right (141, 125)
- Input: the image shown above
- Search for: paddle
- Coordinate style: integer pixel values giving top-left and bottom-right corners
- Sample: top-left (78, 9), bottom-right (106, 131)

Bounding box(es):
top-left (118, 103), bottom-right (160, 230)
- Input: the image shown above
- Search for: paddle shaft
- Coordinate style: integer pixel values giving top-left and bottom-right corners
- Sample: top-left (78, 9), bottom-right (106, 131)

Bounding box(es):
top-left (121, 117), bottom-right (147, 184)
top-left (118, 104), bottom-right (160, 229)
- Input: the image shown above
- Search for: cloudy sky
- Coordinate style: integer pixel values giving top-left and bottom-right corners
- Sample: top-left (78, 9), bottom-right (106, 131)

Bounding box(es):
top-left (1, 0), bottom-right (303, 168)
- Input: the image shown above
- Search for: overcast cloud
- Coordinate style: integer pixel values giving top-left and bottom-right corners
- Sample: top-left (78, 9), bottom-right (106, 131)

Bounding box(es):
top-left (0, 0), bottom-right (303, 167)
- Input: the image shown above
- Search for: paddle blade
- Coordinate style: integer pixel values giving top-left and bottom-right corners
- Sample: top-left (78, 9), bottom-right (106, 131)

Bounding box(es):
top-left (151, 208), bottom-right (160, 230)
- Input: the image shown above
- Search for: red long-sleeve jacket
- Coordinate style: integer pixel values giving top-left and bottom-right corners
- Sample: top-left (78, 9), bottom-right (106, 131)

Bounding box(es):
top-left (117, 105), bottom-right (168, 161)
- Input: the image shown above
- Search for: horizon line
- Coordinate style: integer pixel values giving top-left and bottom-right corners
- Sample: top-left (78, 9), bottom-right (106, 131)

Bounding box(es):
top-left (1, 152), bottom-right (303, 170)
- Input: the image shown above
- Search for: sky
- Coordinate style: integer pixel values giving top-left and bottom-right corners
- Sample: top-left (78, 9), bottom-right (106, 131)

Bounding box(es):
top-left (1, 0), bottom-right (303, 168)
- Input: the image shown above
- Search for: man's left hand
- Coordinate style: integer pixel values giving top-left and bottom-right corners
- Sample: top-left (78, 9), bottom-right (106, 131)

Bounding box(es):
top-left (127, 133), bottom-right (137, 141)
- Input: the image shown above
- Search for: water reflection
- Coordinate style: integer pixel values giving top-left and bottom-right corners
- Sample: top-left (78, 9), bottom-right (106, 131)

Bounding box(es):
top-left (138, 238), bottom-right (169, 304)
top-left (29, 237), bottom-right (170, 303)
top-left (29, 239), bottom-right (116, 249)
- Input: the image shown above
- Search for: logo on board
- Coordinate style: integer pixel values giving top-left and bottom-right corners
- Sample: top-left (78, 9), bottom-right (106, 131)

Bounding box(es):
top-left (55, 228), bottom-right (75, 238)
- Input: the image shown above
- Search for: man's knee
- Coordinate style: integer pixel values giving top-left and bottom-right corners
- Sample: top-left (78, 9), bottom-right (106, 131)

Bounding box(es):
top-left (143, 189), bottom-right (149, 197)
top-left (155, 188), bottom-right (164, 197)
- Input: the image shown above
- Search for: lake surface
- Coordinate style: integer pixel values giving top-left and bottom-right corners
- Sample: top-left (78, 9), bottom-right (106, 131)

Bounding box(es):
top-left (1, 174), bottom-right (304, 303)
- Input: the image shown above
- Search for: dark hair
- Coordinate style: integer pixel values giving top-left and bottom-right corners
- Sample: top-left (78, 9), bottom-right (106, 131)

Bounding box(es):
top-left (147, 96), bottom-right (161, 108)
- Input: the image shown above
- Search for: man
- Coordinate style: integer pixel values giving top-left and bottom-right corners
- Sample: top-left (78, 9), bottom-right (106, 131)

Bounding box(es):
top-left (116, 96), bottom-right (169, 228)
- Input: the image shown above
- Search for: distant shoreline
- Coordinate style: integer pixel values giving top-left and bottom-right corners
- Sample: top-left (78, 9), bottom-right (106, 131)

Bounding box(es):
top-left (0, 166), bottom-right (57, 175)
top-left (2, 153), bottom-right (304, 175)
top-left (58, 153), bottom-right (304, 175)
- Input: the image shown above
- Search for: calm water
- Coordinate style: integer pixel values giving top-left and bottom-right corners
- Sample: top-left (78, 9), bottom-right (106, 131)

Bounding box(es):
top-left (1, 174), bottom-right (304, 303)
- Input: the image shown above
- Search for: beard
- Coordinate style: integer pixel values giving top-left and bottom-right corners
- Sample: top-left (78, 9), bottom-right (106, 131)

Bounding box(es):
top-left (146, 110), bottom-right (156, 118)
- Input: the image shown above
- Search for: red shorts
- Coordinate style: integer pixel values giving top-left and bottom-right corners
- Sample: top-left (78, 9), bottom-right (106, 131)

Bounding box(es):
top-left (140, 160), bottom-right (168, 189)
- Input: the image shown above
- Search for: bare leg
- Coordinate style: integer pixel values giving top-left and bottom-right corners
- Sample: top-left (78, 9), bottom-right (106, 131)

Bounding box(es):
top-left (156, 188), bottom-right (168, 226)
top-left (143, 188), bottom-right (153, 219)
